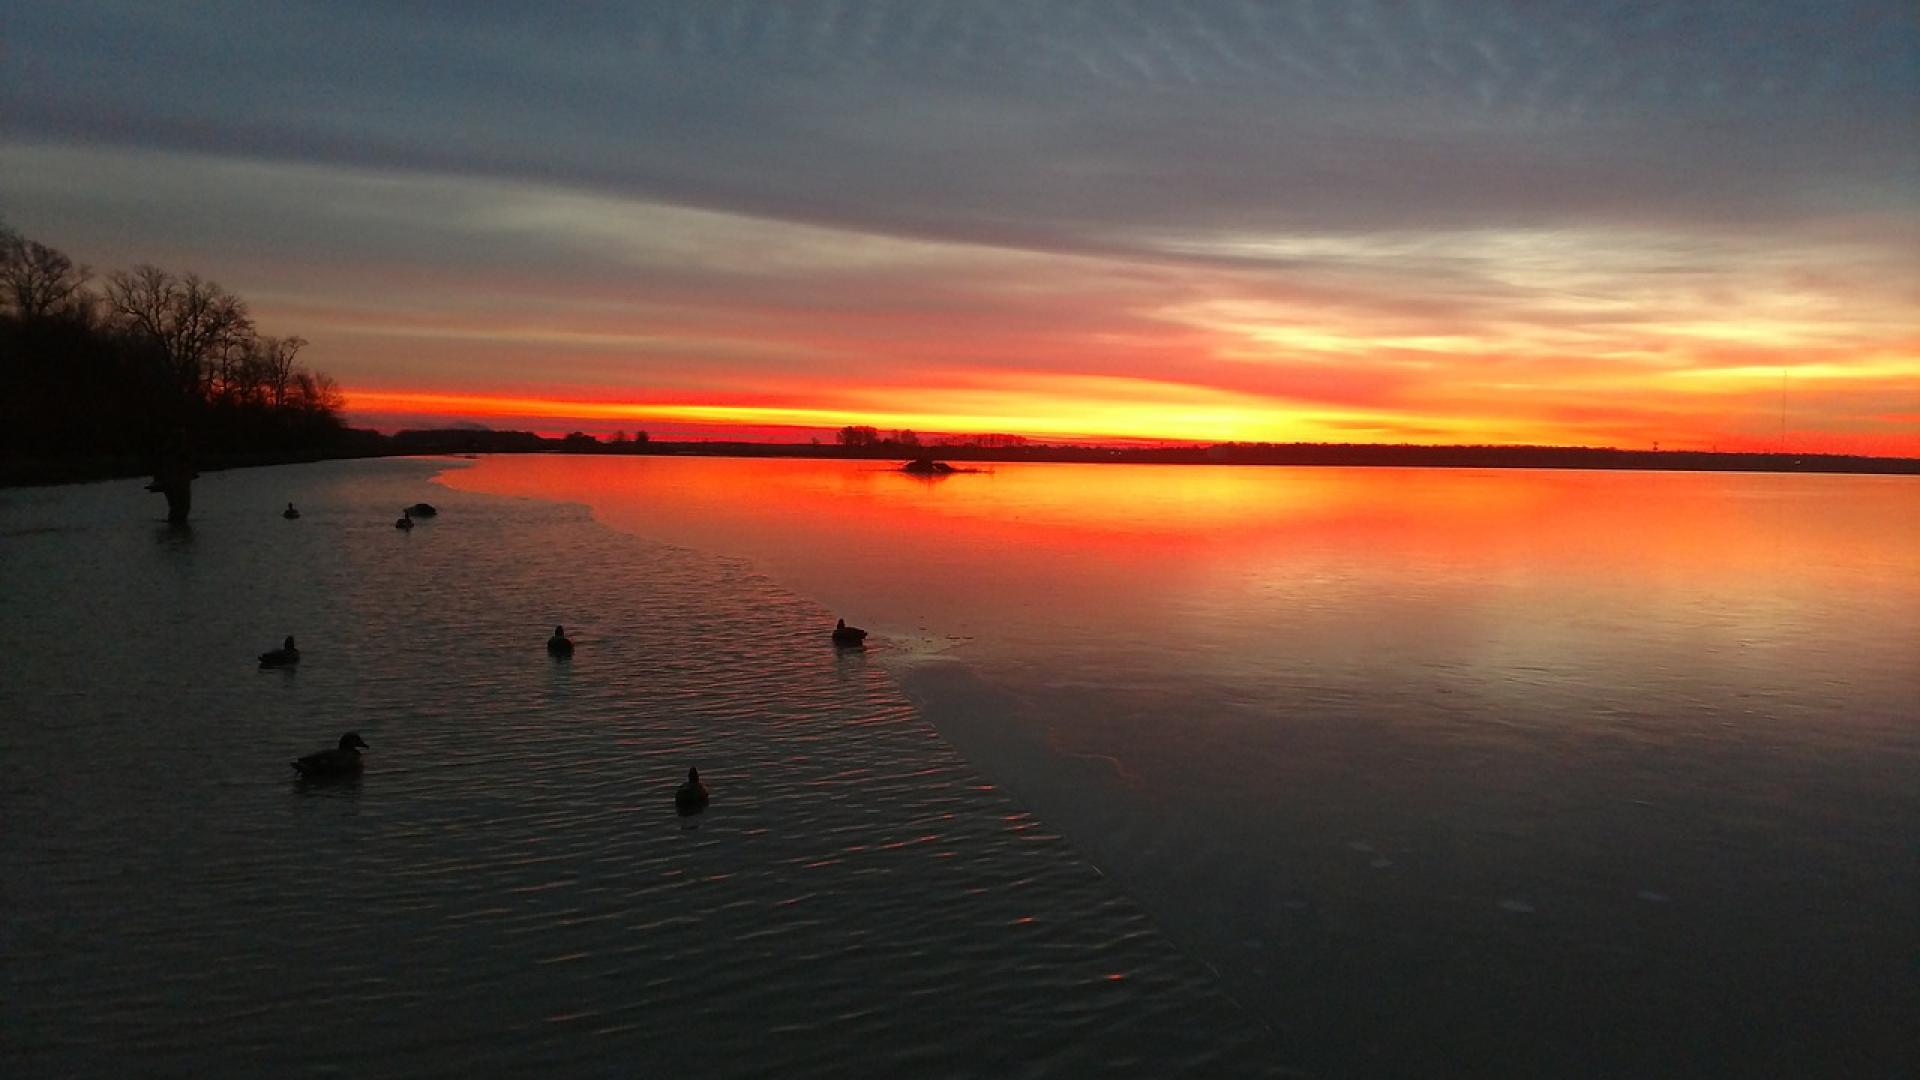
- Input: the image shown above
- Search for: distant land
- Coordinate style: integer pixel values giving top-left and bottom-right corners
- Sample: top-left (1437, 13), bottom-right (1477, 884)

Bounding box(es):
top-left (6, 427), bottom-right (1917, 488)
top-left (270, 428), bottom-right (1920, 476)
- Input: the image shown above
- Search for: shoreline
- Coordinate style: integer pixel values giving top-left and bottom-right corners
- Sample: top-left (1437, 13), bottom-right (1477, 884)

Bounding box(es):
top-left (9, 438), bottom-right (1917, 490)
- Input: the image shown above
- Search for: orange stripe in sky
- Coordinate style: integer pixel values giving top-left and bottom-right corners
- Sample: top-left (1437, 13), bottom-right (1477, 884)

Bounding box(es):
top-left (342, 387), bottom-right (1584, 447)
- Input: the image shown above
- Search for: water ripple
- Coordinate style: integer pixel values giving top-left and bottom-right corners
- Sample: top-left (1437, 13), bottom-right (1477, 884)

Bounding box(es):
top-left (0, 460), bottom-right (1283, 1078)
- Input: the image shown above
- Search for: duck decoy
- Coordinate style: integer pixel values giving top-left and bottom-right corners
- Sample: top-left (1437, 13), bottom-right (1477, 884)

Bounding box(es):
top-left (406, 502), bottom-right (438, 518)
top-left (831, 618), bottom-right (868, 647)
top-left (547, 625), bottom-right (575, 657)
top-left (675, 767), bottom-right (710, 815)
top-left (395, 510), bottom-right (414, 530)
top-left (282, 502), bottom-right (301, 519)
top-left (259, 635), bottom-right (300, 667)
top-left (292, 732), bottom-right (367, 779)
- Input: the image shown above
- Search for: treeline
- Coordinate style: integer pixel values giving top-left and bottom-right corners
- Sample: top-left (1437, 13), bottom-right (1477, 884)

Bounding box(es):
top-left (1189, 441), bottom-right (1918, 473)
top-left (822, 439), bottom-right (1915, 474)
top-left (372, 430), bottom-right (1916, 474)
top-left (385, 428), bottom-right (649, 455)
top-left (572, 436), bottom-right (1917, 474)
top-left (0, 224), bottom-right (348, 477)
top-left (834, 425), bottom-right (1029, 449)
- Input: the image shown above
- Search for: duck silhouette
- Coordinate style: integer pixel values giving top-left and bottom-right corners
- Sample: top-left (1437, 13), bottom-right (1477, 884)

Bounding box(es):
top-left (406, 502), bottom-right (438, 518)
top-left (292, 732), bottom-right (367, 779)
top-left (831, 618), bottom-right (868, 647)
top-left (395, 510), bottom-right (414, 530)
top-left (282, 502), bottom-right (300, 519)
top-left (259, 635), bottom-right (300, 667)
top-left (547, 625), bottom-right (575, 657)
top-left (676, 767), bottom-right (710, 815)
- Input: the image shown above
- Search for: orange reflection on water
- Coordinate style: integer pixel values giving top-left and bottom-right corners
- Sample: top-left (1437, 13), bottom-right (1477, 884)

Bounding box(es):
top-left (440, 455), bottom-right (1920, 660)
top-left (442, 454), bottom-right (1908, 571)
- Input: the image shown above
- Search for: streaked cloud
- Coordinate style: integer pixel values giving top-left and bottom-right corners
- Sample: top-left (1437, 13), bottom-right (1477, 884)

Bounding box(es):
top-left (2, 2), bottom-right (1914, 452)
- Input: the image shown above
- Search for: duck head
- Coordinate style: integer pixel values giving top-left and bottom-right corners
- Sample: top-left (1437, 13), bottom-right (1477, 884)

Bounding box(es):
top-left (686, 767), bottom-right (700, 783)
top-left (284, 636), bottom-right (296, 650)
top-left (339, 732), bottom-right (369, 751)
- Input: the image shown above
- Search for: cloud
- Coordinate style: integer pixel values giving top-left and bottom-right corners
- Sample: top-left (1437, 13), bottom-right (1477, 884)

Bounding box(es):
top-left (2, 2), bottom-right (1914, 451)
top-left (8, 2), bottom-right (1915, 249)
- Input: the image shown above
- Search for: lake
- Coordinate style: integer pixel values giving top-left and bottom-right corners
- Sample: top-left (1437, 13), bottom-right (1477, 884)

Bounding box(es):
top-left (4, 456), bottom-right (1916, 1077)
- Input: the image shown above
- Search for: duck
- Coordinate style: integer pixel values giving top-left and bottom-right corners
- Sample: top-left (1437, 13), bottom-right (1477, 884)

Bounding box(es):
top-left (831, 618), bottom-right (868, 647)
top-left (395, 510), bottom-right (414, 530)
top-left (547, 625), bottom-right (575, 657)
top-left (406, 502), bottom-right (438, 518)
top-left (675, 767), bottom-right (710, 814)
top-left (259, 635), bottom-right (300, 667)
top-left (282, 502), bottom-right (301, 519)
top-left (292, 732), bottom-right (367, 779)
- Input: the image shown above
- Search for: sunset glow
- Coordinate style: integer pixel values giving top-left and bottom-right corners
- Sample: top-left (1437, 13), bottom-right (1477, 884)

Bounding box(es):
top-left (4, 4), bottom-right (1915, 454)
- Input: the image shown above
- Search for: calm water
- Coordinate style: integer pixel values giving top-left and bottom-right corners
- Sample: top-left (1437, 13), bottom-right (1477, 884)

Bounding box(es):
top-left (442, 456), bottom-right (1920, 1078)
top-left (0, 459), bottom-right (1277, 1079)
top-left (5, 457), bottom-right (1916, 1078)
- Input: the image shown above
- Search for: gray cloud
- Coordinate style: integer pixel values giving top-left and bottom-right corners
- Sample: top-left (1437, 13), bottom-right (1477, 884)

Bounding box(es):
top-left (7, 0), bottom-right (1914, 259)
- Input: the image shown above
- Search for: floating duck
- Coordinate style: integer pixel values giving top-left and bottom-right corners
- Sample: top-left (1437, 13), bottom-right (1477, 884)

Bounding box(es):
top-left (291, 732), bottom-right (367, 779)
top-left (395, 510), bottom-right (414, 530)
top-left (406, 502), bottom-right (438, 518)
top-left (259, 635), bottom-right (300, 667)
top-left (676, 767), bottom-right (710, 814)
top-left (282, 502), bottom-right (300, 519)
top-left (547, 625), bottom-right (575, 657)
top-left (831, 618), bottom-right (868, 647)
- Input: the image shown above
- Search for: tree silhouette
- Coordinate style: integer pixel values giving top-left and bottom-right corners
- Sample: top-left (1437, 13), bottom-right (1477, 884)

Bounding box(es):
top-left (1, 223), bottom-right (348, 476)
top-left (104, 266), bottom-right (254, 399)
top-left (0, 226), bottom-right (92, 321)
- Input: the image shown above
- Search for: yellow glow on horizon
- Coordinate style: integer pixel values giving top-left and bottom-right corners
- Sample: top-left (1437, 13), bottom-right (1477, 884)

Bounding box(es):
top-left (346, 388), bottom-right (1319, 442)
top-left (344, 386), bottom-right (1584, 447)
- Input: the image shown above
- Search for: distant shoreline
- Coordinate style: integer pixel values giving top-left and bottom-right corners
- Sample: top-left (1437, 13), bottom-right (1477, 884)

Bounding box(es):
top-left (4, 435), bottom-right (1916, 489)
top-left (624, 440), bottom-right (1920, 475)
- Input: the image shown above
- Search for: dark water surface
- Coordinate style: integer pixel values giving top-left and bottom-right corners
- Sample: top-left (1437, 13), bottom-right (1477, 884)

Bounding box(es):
top-left (442, 456), bottom-right (1920, 1078)
top-left (1, 459), bottom-right (1280, 1078)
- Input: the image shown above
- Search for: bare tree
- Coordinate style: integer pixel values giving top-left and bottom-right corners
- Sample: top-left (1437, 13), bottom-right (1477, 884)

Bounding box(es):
top-left (105, 266), bottom-right (254, 397)
top-left (256, 335), bottom-right (306, 408)
top-left (2, 224), bottom-right (354, 485)
top-left (0, 227), bottom-right (92, 320)
top-left (307, 370), bottom-right (343, 414)
top-left (837, 425), bottom-right (880, 447)
top-left (287, 367), bottom-right (344, 414)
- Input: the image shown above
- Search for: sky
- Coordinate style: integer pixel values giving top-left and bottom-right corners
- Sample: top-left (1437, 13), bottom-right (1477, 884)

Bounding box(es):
top-left (3, 1), bottom-right (1917, 452)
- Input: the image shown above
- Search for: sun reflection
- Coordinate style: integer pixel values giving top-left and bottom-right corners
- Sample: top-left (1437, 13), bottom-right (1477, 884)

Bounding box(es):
top-left (438, 456), bottom-right (1920, 706)
top-left (441, 454), bottom-right (1909, 582)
